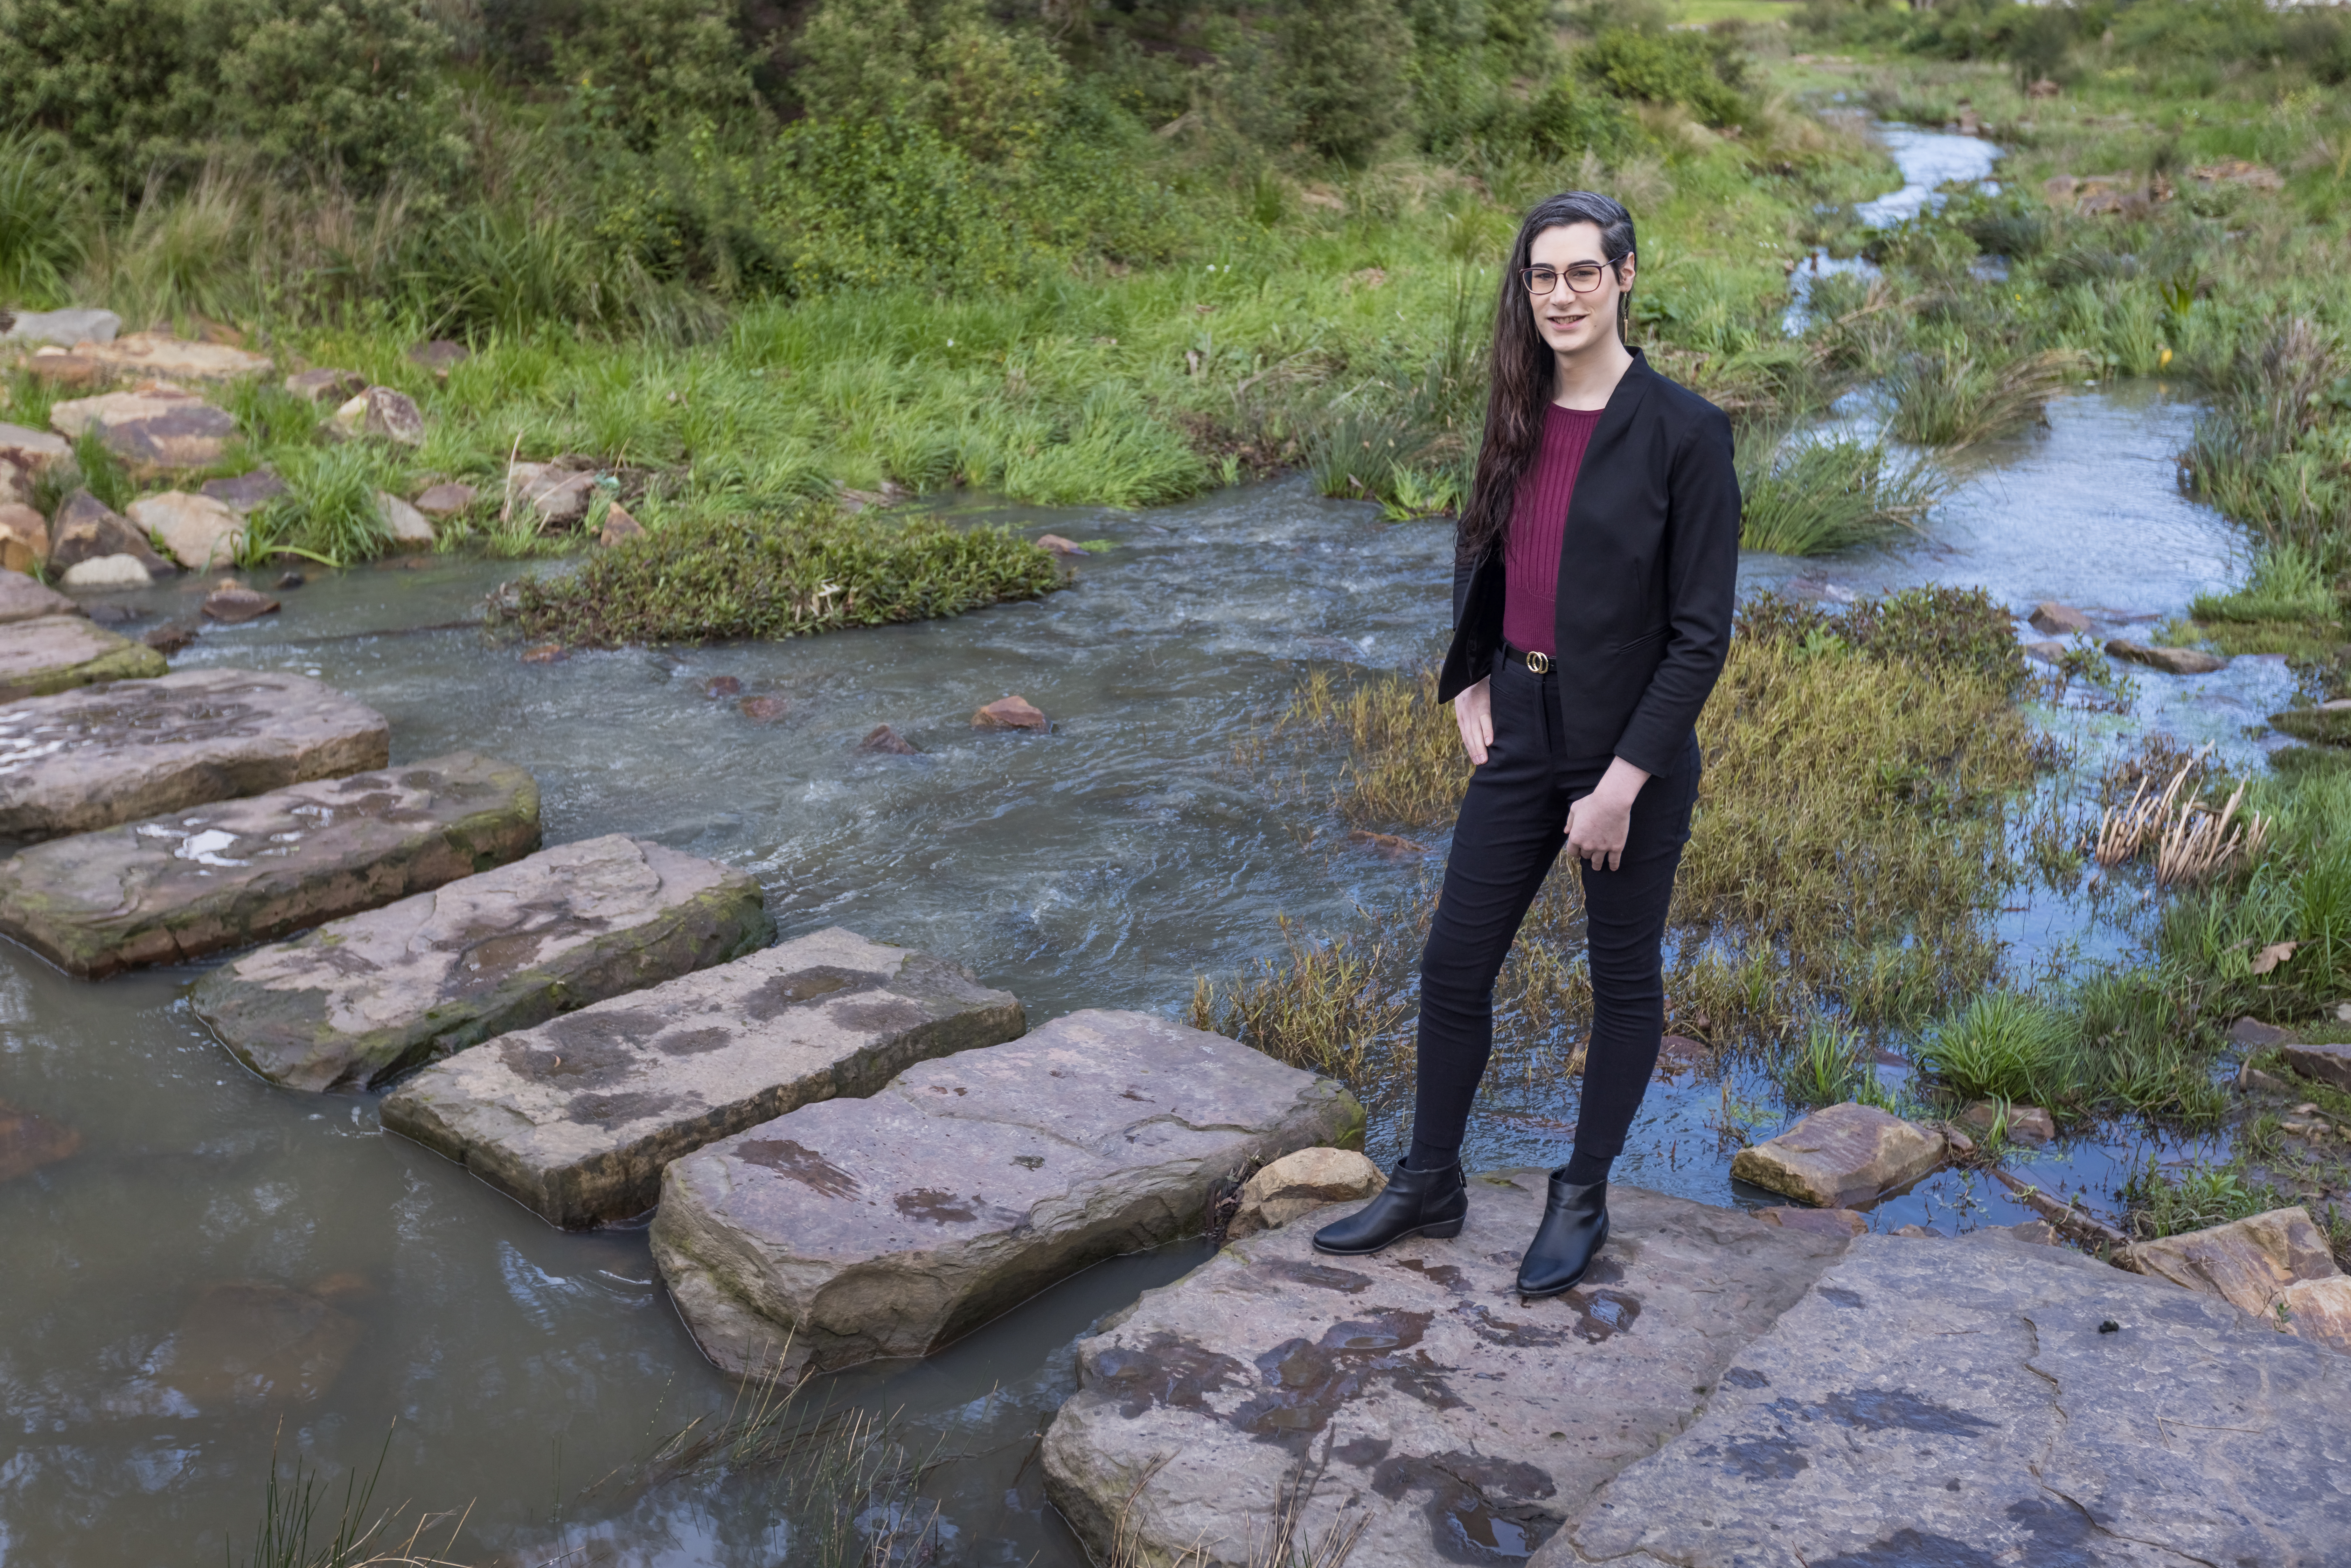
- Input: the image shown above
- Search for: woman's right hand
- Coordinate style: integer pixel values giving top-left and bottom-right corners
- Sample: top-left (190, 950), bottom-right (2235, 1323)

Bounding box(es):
top-left (1453, 677), bottom-right (1493, 766)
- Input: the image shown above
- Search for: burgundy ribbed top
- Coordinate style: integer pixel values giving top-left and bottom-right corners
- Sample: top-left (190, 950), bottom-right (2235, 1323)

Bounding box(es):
top-left (1501, 403), bottom-right (1603, 656)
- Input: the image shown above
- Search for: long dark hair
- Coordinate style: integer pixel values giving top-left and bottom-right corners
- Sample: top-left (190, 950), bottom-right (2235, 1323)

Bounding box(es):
top-left (1457, 191), bottom-right (1637, 563)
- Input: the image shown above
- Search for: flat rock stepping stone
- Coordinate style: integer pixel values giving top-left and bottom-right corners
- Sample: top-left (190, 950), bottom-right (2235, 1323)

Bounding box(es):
top-left (381, 927), bottom-right (1026, 1228)
top-left (0, 752), bottom-right (538, 979)
top-left (1040, 1180), bottom-right (1851, 1567)
top-left (1729, 1101), bottom-right (1947, 1208)
top-left (49, 385), bottom-right (240, 475)
top-left (0, 669), bottom-right (388, 841)
top-left (0, 616), bottom-right (167, 705)
top-left (650, 1009), bottom-right (1363, 1384)
top-left (0, 570), bottom-right (81, 625)
top-left (1529, 1230), bottom-right (2351, 1566)
top-left (193, 834), bottom-right (770, 1093)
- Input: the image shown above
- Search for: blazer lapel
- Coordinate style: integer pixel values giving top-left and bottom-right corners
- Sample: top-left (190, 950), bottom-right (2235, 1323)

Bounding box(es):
top-left (1554, 348), bottom-right (1654, 606)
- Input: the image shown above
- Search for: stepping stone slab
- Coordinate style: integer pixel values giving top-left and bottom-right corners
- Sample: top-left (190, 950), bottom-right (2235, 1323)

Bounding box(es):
top-left (193, 833), bottom-right (770, 1093)
top-left (49, 385), bottom-right (240, 475)
top-left (1729, 1101), bottom-right (1947, 1208)
top-left (1529, 1231), bottom-right (2351, 1566)
top-left (1039, 1181), bottom-right (1851, 1568)
top-left (381, 927), bottom-right (1026, 1228)
top-left (0, 669), bottom-right (388, 841)
top-left (0, 570), bottom-right (80, 625)
top-left (650, 1009), bottom-right (1363, 1384)
top-left (0, 616), bottom-right (167, 705)
top-left (0, 752), bottom-right (539, 979)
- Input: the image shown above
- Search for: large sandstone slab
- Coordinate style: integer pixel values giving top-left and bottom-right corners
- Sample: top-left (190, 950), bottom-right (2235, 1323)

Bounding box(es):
top-left (1040, 1181), bottom-right (1851, 1568)
top-left (0, 670), bottom-right (388, 841)
top-left (1530, 1231), bottom-right (2351, 1566)
top-left (49, 385), bottom-right (239, 474)
top-left (82, 332), bottom-right (274, 383)
top-left (2129, 1205), bottom-right (2351, 1354)
top-left (0, 616), bottom-right (167, 704)
top-left (381, 928), bottom-right (1027, 1228)
top-left (1729, 1101), bottom-right (1947, 1208)
top-left (0, 753), bottom-right (538, 978)
top-left (650, 1010), bottom-right (1364, 1384)
top-left (193, 834), bottom-right (771, 1093)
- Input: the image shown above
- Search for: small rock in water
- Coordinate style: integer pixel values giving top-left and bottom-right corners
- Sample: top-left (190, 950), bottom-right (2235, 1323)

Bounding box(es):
top-left (2105, 638), bottom-right (2226, 675)
top-left (283, 368), bottom-right (365, 406)
top-left (198, 468), bottom-right (288, 516)
top-left (704, 676), bottom-right (741, 697)
top-left (2029, 601), bottom-right (2093, 636)
top-left (143, 620), bottom-right (198, 654)
top-left (107, 1281), bottom-right (362, 1414)
top-left (2237, 1063), bottom-right (2290, 1092)
top-left (858, 723), bottom-right (920, 755)
top-left (275, 572), bottom-right (304, 590)
top-left (1035, 533), bottom-right (1089, 556)
top-left (0, 1099), bottom-right (82, 1181)
top-left (1346, 829), bottom-right (1428, 857)
top-left (1957, 1100), bottom-right (2056, 1145)
top-left (1730, 1101), bottom-right (1948, 1209)
top-left (598, 503), bottom-right (645, 547)
top-left (1226, 1146), bottom-right (1386, 1238)
top-left (61, 554), bottom-right (155, 589)
top-left (413, 482), bottom-right (477, 519)
top-left (84, 603), bottom-right (135, 625)
top-left (407, 339), bottom-right (470, 379)
top-left (2023, 638), bottom-right (2067, 664)
top-left (520, 643), bottom-right (567, 664)
top-left (1758, 1204), bottom-right (1869, 1238)
top-left (974, 695), bottom-right (1049, 731)
top-left (202, 584), bottom-right (279, 624)
top-left (738, 695), bottom-right (789, 723)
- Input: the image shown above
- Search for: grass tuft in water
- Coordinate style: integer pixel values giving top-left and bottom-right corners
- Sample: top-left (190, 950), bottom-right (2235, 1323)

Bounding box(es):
top-left (1917, 992), bottom-right (2081, 1108)
top-left (1883, 345), bottom-right (2082, 452)
top-left (1736, 430), bottom-right (1943, 556)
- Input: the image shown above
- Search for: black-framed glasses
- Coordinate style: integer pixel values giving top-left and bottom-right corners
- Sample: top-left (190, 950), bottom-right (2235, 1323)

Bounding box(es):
top-left (1521, 262), bottom-right (1614, 295)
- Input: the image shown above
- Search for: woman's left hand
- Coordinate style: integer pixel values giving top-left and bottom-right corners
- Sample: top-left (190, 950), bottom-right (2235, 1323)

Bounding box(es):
top-left (1565, 757), bottom-right (1651, 871)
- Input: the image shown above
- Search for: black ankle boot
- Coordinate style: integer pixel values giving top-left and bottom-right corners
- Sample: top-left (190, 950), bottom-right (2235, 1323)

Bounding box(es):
top-left (1311, 1160), bottom-right (1467, 1256)
top-left (1516, 1173), bottom-right (1609, 1297)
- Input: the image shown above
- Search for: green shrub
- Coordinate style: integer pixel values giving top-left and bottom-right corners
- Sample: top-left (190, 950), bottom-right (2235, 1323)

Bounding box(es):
top-left (795, 0), bottom-right (1068, 163)
top-left (1575, 27), bottom-right (1749, 127)
top-left (554, 0), bottom-right (765, 148)
top-left (1268, 0), bottom-right (1416, 164)
top-left (497, 507), bottom-right (1067, 647)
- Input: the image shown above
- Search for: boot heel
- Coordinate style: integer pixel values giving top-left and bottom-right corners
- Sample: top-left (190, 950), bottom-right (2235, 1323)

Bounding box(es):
top-left (1420, 1218), bottom-right (1464, 1239)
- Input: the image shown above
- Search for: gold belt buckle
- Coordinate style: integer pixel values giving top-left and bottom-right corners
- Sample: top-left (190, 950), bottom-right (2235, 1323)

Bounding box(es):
top-left (1524, 650), bottom-right (1552, 674)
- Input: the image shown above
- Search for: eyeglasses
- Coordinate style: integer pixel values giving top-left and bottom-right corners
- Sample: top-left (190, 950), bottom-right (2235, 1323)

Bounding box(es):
top-left (1521, 262), bottom-right (1615, 295)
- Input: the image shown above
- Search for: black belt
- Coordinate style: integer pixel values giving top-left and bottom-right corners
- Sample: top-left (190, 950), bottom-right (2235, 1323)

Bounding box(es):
top-left (1500, 641), bottom-right (1555, 675)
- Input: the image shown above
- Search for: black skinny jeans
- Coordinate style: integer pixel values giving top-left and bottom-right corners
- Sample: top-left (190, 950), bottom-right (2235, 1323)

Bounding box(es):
top-left (1412, 653), bottom-right (1701, 1167)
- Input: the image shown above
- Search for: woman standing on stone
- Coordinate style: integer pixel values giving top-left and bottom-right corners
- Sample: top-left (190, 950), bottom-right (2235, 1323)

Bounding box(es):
top-left (1313, 191), bottom-right (1740, 1296)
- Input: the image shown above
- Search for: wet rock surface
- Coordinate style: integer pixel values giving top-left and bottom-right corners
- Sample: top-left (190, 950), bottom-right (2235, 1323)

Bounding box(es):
top-left (1040, 1181), bottom-right (1850, 1568)
top-left (193, 834), bottom-right (770, 1093)
top-left (650, 1009), bottom-right (1362, 1383)
top-left (0, 753), bottom-right (539, 978)
top-left (0, 670), bottom-right (389, 841)
top-left (974, 695), bottom-right (1049, 731)
top-left (1532, 1231), bottom-right (2351, 1566)
top-left (2128, 1205), bottom-right (2351, 1355)
top-left (0, 615), bottom-right (168, 704)
top-left (382, 927), bottom-right (1026, 1227)
top-left (1729, 1102), bottom-right (1948, 1208)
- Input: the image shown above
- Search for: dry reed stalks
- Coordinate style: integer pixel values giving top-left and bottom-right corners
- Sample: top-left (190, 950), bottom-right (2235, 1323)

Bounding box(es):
top-left (2093, 756), bottom-right (2270, 886)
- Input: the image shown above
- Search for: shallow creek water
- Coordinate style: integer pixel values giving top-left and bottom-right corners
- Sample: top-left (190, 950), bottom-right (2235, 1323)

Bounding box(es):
top-left (0, 131), bottom-right (2296, 1565)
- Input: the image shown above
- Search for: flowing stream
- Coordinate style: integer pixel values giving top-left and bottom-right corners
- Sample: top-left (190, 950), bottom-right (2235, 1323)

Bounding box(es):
top-left (0, 126), bottom-right (2290, 1565)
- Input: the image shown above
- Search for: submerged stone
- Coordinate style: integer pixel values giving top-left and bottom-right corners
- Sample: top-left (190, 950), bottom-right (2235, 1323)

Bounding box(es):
top-left (0, 1099), bottom-right (83, 1181)
top-left (0, 670), bottom-right (388, 841)
top-left (650, 1009), bottom-right (1362, 1384)
top-left (1729, 1102), bottom-right (1947, 1208)
top-left (381, 927), bottom-right (1026, 1227)
top-left (0, 616), bottom-right (168, 705)
top-left (973, 695), bottom-right (1049, 731)
top-left (2106, 638), bottom-right (2226, 675)
top-left (1536, 1230), bottom-right (2351, 1566)
top-left (106, 1280), bottom-right (362, 1415)
top-left (1040, 1182), bottom-right (1850, 1568)
top-left (193, 834), bottom-right (770, 1093)
top-left (0, 753), bottom-right (538, 978)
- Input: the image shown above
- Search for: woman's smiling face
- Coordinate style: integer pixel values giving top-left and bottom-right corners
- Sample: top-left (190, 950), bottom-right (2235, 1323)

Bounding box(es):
top-left (1527, 221), bottom-right (1633, 359)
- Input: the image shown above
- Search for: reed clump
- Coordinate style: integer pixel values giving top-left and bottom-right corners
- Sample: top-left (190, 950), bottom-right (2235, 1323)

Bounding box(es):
top-left (1883, 345), bottom-right (2083, 451)
top-left (1735, 430), bottom-right (1943, 557)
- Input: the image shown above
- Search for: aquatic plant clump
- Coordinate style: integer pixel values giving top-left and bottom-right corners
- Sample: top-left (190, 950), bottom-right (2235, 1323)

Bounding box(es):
top-left (494, 507), bottom-right (1065, 648)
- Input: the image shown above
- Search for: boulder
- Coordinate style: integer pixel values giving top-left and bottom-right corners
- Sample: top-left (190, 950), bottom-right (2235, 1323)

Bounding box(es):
top-left (202, 584), bottom-right (278, 624)
top-left (1227, 1146), bottom-right (1386, 1238)
top-left (0, 569), bottom-right (78, 624)
top-left (375, 492), bottom-right (435, 550)
top-left (407, 339), bottom-right (470, 379)
top-left (59, 556), bottom-right (155, 589)
top-left (2106, 638), bottom-right (2227, 675)
top-left (505, 463), bottom-right (596, 527)
top-left (2279, 1037), bottom-right (2351, 1092)
top-left (83, 332), bottom-right (273, 383)
top-left (2128, 1206), bottom-right (2351, 1354)
top-left (413, 482), bottom-right (476, 519)
top-left (49, 490), bottom-right (175, 578)
top-left (381, 928), bottom-right (1026, 1228)
top-left (738, 695), bottom-right (788, 723)
top-left (0, 308), bottom-right (121, 347)
top-left (2026, 601), bottom-right (2091, 636)
top-left (329, 387), bottom-right (424, 446)
top-left (192, 834), bottom-right (771, 1093)
top-left (0, 669), bottom-right (388, 841)
top-left (105, 1281), bottom-right (361, 1415)
top-left (597, 502), bottom-right (644, 546)
top-left (0, 1099), bottom-right (82, 1181)
top-left (1040, 1182), bottom-right (1850, 1568)
top-left (0, 753), bottom-right (539, 979)
top-left (198, 469), bottom-right (287, 516)
top-left (1530, 1231), bottom-right (2351, 1567)
top-left (49, 385), bottom-right (240, 474)
top-left (129, 491), bottom-right (245, 571)
top-left (1956, 1100), bottom-right (2056, 1145)
top-left (1729, 1102), bottom-right (1947, 1208)
top-left (974, 695), bottom-right (1049, 731)
top-left (0, 509), bottom-right (53, 574)
top-left (283, 369), bottom-right (365, 405)
top-left (650, 1009), bottom-right (1364, 1384)
top-left (858, 724), bottom-right (921, 755)
top-left (0, 616), bottom-right (166, 703)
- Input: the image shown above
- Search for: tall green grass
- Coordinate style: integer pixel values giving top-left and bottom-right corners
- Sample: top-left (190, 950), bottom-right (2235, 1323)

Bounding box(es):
top-left (1917, 991), bottom-right (2080, 1107)
top-left (1884, 345), bottom-right (2082, 451)
top-left (1737, 430), bottom-right (1942, 556)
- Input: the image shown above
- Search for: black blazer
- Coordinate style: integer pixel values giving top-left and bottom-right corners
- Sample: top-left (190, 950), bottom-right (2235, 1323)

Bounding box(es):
top-left (1437, 348), bottom-right (1740, 777)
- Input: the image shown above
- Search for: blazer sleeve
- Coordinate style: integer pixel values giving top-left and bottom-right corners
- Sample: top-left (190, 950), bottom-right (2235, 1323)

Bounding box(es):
top-left (1452, 560), bottom-right (1474, 628)
top-left (1612, 407), bottom-right (1740, 776)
